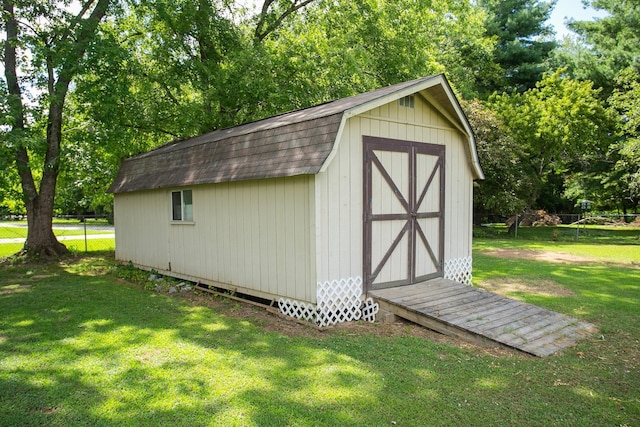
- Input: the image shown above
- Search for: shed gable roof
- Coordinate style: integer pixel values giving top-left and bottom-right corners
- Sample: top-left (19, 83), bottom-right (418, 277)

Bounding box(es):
top-left (108, 74), bottom-right (482, 194)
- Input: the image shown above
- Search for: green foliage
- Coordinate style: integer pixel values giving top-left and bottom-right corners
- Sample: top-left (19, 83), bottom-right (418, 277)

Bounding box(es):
top-left (607, 68), bottom-right (640, 211)
top-left (517, 3), bottom-right (639, 218)
top-left (268, 0), bottom-right (497, 99)
top-left (564, 0), bottom-right (640, 94)
top-left (0, 170), bottom-right (25, 215)
top-left (114, 261), bottom-right (154, 286)
top-left (479, 0), bottom-right (557, 94)
top-left (562, 67), bottom-right (640, 214)
top-left (490, 69), bottom-right (616, 210)
top-left (461, 99), bottom-right (532, 221)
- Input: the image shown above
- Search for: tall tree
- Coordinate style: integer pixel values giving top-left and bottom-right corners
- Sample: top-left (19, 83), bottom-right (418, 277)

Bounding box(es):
top-left (51, 0), bottom-right (324, 215)
top-left (490, 69), bottom-right (615, 211)
top-left (554, 0), bottom-right (640, 96)
top-left (73, 0), bottom-right (497, 146)
top-left (605, 68), bottom-right (640, 212)
top-left (2, 0), bottom-right (111, 256)
top-left (571, 0), bottom-right (640, 70)
top-left (479, 0), bottom-right (557, 94)
top-left (563, 68), bottom-right (640, 215)
top-left (461, 99), bottom-right (532, 223)
top-left (549, 1), bottom-right (640, 212)
top-left (259, 0), bottom-right (497, 100)
top-left (71, 0), bottom-right (323, 141)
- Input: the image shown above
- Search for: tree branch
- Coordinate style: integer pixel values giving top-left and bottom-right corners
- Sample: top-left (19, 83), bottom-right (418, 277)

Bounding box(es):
top-left (42, 0), bottom-right (111, 205)
top-left (56, 0), bottom-right (110, 92)
top-left (254, 0), bottom-right (315, 43)
top-left (123, 123), bottom-right (181, 139)
top-left (138, 69), bottom-right (182, 107)
top-left (57, 0), bottom-right (95, 45)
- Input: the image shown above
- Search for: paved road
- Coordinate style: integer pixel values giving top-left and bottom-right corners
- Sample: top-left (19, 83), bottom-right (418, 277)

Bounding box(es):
top-left (0, 222), bottom-right (114, 244)
top-left (0, 234), bottom-right (115, 244)
top-left (0, 222), bottom-right (114, 232)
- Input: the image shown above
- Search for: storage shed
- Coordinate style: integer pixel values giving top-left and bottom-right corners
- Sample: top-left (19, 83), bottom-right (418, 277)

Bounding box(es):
top-left (108, 74), bottom-right (484, 326)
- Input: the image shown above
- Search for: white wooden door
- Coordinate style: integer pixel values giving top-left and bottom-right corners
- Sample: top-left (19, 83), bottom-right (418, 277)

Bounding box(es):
top-left (363, 136), bottom-right (445, 291)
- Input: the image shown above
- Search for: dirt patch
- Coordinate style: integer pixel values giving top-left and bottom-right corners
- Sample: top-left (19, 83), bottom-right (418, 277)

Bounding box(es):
top-left (0, 284), bottom-right (31, 295)
top-left (484, 248), bottom-right (596, 264)
top-left (180, 290), bottom-right (519, 358)
top-left (479, 277), bottom-right (576, 297)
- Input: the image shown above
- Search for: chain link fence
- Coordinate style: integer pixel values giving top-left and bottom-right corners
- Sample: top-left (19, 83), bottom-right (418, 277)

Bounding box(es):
top-left (477, 211), bottom-right (640, 241)
top-left (0, 214), bottom-right (114, 257)
top-left (482, 212), bottom-right (639, 226)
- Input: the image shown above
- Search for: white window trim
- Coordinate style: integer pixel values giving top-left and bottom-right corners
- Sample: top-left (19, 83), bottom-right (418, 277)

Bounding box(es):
top-left (170, 189), bottom-right (194, 224)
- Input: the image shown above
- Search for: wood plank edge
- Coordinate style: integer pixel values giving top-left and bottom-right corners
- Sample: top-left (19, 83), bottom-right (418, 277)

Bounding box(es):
top-left (374, 298), bottom-right (536, 356)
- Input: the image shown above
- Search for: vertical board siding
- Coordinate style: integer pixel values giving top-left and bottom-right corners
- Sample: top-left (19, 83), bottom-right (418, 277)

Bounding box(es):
top-left (114, 190), bottom-right (169, 270)
top-left (443, 130), bottom-right (473, 260)
top-left (115, 176), bottom-right (316, 303)
top-left (315, 95), bottom-right (474, 283)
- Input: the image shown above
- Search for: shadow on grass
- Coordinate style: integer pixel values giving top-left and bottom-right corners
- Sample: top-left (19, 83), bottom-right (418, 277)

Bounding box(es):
top-left (0, 260), bottom-right (382, 425)
top-left (1, 257), bottom-right (638, 426)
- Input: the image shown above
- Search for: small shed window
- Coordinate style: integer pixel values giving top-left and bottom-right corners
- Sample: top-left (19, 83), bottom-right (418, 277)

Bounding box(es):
top-left (171, 189), bottom-right (193, 222)
top-left (398, 95), bottom-right (415, 108)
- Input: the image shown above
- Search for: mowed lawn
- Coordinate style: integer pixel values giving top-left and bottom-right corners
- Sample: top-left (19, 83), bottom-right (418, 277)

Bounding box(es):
top-left (1, 227), bottom-right (639, 426)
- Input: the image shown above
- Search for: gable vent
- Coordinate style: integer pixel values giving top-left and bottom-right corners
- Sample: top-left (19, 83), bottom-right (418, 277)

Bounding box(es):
top-left (398, 95), bottom-right (415, 108)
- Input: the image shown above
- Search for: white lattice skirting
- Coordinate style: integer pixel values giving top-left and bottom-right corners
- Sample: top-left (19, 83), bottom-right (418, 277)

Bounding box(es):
top-left (278, 276), bottom-right (379, 327)
top-left (444, 256), bottom-right (473, 285)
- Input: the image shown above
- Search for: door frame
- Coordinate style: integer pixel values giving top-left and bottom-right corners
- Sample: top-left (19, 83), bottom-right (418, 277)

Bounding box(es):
top-left (363, 136), bottom-right (445, 291)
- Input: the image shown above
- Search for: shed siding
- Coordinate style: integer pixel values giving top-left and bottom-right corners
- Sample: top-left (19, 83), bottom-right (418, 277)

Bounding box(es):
top-left (315, 95), bottom-right (473, 283)
top-left (114, 175), bottom-right (316, 303)
top-left (114, 189), bottom-right (169, 268)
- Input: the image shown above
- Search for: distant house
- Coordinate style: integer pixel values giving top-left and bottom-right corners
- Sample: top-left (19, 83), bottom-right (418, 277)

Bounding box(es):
top-left (108, 74), bottom-right (484, 326)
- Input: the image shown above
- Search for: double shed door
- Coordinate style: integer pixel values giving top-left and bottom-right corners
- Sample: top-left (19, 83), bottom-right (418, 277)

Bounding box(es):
top-left (363, 136), bottom-right (445, 291)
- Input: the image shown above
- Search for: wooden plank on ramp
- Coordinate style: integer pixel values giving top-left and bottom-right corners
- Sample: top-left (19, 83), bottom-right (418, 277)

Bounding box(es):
top-left (369, 278), bottom-right (597, 357)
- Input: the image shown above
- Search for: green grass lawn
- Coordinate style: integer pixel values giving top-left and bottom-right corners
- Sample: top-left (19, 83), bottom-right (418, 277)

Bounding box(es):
top-left (476, 222), bottom-right (640, 244)
top-left (0, 242), bottom-right (23, 258)
top-left (0, 239), bottom-right (115, 257)
top-left (475, 224), bottom-right (640, 265)
top-left (1, 228), bottom-right (639, 426)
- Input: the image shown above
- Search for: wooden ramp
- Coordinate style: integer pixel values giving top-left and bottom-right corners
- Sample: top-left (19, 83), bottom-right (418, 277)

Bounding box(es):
top-left (369, 278), bottom-right (596, 357)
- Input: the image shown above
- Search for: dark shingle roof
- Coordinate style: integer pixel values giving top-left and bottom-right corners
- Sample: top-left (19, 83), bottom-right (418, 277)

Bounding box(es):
top-left (108, 75), bottom-right (481, 193)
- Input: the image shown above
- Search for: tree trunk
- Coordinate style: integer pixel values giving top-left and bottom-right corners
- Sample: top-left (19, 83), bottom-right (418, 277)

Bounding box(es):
top-left (24, 196), bottom-right (68, 257)
top-left (13, 136), bottom-right (68, 257)
top-left (22, 84), bottom-right (70, 257)
top-left (3, 0), bottom-right (109, 258)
